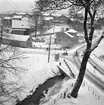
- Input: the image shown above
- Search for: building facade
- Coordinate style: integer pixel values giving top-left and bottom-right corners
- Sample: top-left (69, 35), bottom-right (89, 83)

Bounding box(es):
top-left (55, 29), bottom-right (78, 48)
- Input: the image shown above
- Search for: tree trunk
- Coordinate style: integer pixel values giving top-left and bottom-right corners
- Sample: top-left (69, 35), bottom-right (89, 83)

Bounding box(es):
top-left (70, 50), bottom-right (90, 98)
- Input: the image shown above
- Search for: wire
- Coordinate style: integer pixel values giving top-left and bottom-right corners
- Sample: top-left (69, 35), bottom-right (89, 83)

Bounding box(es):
top-left (5, 0), bottom-right (19, 11)
top-left (10, 0), bottom-right (21, 11)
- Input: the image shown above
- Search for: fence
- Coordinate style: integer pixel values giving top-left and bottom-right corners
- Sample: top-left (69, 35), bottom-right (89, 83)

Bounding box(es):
top-left (41, 79), bottom-right (73, 105)
top-left (41, 79), bottom-right (104, 105)
top-left (82, 80), bottom-right (104, 104)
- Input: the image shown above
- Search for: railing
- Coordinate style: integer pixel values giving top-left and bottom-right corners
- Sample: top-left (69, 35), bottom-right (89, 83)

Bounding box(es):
top-left (40, 79), bottom-right (73, 105)
top-left (83, 80), bottom-right (104, 104)
top-left (41, 87), bottom-right (69, 105)
top-left (41, 79), bottom-right (104, 105)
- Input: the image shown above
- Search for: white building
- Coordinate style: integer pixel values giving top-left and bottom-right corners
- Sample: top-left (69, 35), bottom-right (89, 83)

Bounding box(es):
top-left (12, 15), bottom-right (30, 29)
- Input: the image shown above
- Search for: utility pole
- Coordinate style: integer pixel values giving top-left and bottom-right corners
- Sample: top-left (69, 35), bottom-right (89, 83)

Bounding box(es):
top-left (48, 20), bottom-right (55, 63)
top-left (0, 18), bottom-right (3, 46)
top-left (48, 36), bottom-right (51, 63)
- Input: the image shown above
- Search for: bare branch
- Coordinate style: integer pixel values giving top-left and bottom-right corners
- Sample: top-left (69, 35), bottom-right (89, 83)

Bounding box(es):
top-left (91, 35), bottom-right (104, 52)
top-left (88, 9), bottom-right (96, 42)
top-left (0, 45), bottom-right (27, 104)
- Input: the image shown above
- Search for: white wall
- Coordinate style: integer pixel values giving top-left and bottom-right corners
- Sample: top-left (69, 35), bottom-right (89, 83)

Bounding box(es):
top-left (12, 17), bottom-right (30, 29)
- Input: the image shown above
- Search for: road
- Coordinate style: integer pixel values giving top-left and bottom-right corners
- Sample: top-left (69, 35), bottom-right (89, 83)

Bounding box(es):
top-left (16, 42), bottom-right (104, 93)
top-left (89, 58), bottom-right (104, 75)
top-left (73, 45), bottom-right (104, 93)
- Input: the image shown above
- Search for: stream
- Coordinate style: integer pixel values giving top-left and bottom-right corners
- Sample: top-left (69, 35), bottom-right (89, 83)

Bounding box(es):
top-left (16, 74), bottom-right (67, 105)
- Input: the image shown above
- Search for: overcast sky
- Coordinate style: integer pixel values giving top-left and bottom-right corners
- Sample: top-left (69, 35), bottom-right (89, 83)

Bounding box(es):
top-left (0, 0), bottom-right (35, 13)
top-left (0, 0), bottom-right (68, 15)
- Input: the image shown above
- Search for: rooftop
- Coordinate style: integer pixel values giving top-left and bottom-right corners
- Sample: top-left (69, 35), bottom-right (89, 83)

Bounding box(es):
top-left (2, 33), bottom-right (30, 41)
top-left (66, 29), bottom-right (77, 33)
top-left (12, 15), bottom-right (22, 19)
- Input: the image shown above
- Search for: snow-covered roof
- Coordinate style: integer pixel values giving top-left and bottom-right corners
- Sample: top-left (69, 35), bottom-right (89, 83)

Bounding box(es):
top-left (12, 15), bottom-right (22, 19)
top-left (4, 17), bottom-right (11, 20)
top-left (45, 26), bottom-right (63, 34)
top-left (44, 17), bottom-right (53, 20)
top-left (2, 34), bottom-right (30, 41)
top-left (66, 29), bottom-right (77, 33)
top-left (64, 32), bottom-right (74, 38)
top-left (17, 12), bottom-right (26, 15)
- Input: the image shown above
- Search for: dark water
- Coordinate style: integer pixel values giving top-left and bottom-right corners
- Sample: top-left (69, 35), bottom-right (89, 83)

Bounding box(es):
top-left (16, 75), bottom-right (65, 105)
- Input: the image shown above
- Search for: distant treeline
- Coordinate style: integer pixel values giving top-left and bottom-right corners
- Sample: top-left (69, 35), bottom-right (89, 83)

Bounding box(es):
top-left (68, 17), bottom-right (104, 32)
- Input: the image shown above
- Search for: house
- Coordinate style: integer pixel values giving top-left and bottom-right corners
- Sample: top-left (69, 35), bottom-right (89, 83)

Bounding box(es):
top-left (1, 34), bottom-right (32, 48)
top-left (52, 15), bottom-right (72, 31)
top-left (55, 29), bottom-right (78, 48)
top-left (12, 15), bottom-right (30, 29)
top-left (71, 20), bottom-right (83, 32)
top-left (10, 14), bottom-right (31, 35)
top-left (44, 26), bottom-right (63, 34)
top-left (65, 29), bottom-right (78, 36)
top-left (3, 12), bottom-right (31, 35)
top-left (54, 15), bottom-right (71, 25)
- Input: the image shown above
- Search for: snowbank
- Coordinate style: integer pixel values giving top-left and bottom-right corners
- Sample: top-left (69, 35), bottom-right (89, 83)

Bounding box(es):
top-left (2, 51), bottom-right (62, 105)
top-left (14, 54), bottom-right (60, 100)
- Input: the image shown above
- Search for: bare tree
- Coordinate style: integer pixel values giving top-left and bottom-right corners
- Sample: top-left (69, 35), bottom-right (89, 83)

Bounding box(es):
top-left (30, 2), bottom-right (42, 37)
top-left (0, 15), bottom-right (27, 104)
top-left (0, 45), bottom-right (27, 104)
top-left (36, 0), bottom-right (104, 98)
top-left (0, 17), bottom-right (4, 46)
top-left (32, 10), bottom-right (40, 37)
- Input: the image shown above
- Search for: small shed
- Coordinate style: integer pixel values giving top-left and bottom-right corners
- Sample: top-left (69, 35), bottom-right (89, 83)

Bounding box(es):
top-left (54, 15), bottom-right (70, 25)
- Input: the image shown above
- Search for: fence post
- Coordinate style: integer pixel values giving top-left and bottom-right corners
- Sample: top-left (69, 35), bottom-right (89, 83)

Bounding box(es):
top-left (93, 90), bottom-right (94, 95)
top-left (98, 95), bottom-right (100, 100)
top-left (88, 86), bottom-right (90, 90)
top-left (83, 81), bottom-right (85, 86)
top-left (54, 99), bottom-right (56, 104)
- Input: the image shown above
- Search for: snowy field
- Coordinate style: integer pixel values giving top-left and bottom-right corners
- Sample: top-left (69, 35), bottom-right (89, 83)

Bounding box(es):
top-left (1, 34), bottom-right (104, 105)
top-left (2, 50), bottom-right (61, 105)
top-left (15, 54), bottom-right (57, 99)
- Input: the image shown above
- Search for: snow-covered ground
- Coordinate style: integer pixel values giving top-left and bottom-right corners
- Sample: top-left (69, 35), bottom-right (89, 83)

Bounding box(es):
top-left (2, 47), bottom-right (74, 105)
top-left (91, 38), bottom-right (104, 71)
top-left (48, 58), bottom-right (104, 105)
top-left (46, 37), bottom-right (104, 105)
top-left (40, 57), bottom-right (104, 105)
top-left (13, 54), bottom-right (60, 101)
top-left (92, 39), bottom-right (104, 57)
top-left (1, 34), bottom-right (104, 105)
top-left (1, 49), bottom-right (60, 104)
top-left (56, 83), bottom-right (104, 105)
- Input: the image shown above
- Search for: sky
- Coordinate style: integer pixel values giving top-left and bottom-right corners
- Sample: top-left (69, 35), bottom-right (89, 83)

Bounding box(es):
top-left (0, 0), bottom-right (35, 13)
top-left (0, 0), bottom-right (68, 15)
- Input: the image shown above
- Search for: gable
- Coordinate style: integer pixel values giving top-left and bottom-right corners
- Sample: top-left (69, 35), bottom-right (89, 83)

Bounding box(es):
top-left (54, 15), bottom-right (69, 24)
top-left (64, 32), bottom-right (74, 38)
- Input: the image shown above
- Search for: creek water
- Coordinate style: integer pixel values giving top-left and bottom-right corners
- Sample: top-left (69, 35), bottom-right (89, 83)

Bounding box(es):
top-left (16, 74), bottom-right (66, 105)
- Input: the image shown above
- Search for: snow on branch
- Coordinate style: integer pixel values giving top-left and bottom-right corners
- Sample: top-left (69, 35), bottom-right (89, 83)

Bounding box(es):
top-left (91, 34), bottom-right (104, 52)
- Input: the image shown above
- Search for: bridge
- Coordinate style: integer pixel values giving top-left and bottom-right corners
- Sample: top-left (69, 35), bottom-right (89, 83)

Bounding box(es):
top-left (56, 59), bottom-right (75, 78)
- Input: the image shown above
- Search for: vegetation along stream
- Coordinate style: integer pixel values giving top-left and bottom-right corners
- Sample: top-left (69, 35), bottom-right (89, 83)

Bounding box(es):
top-left (16, 69), bottom-right (69, 105)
